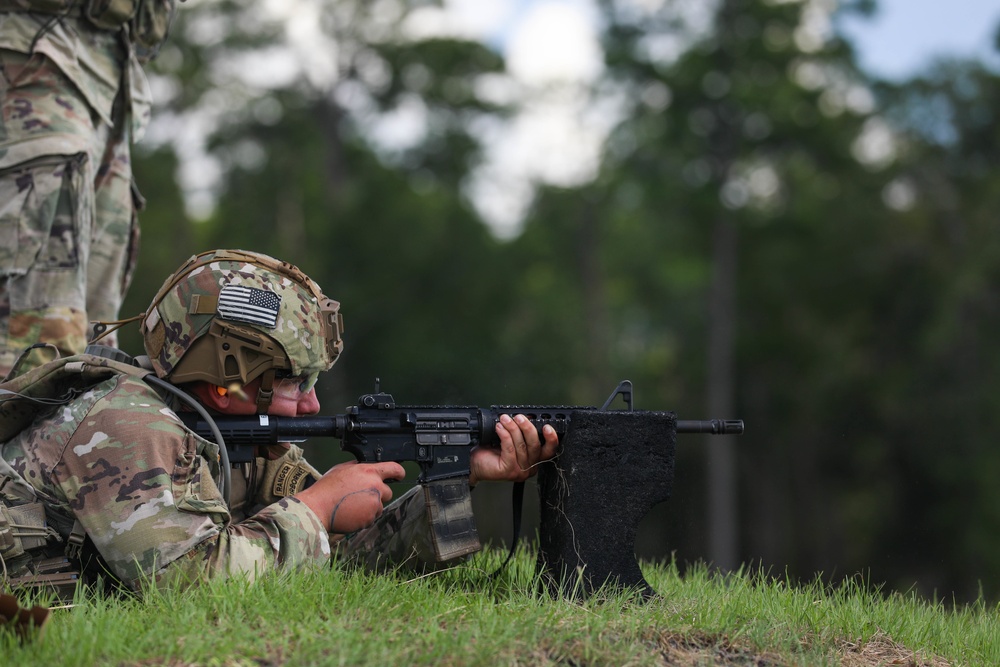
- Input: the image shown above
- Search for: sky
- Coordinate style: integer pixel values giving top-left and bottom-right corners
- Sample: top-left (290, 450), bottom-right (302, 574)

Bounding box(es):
top-left (837, 0), bottom-right (1000, 80)
top-left (451, 0), bottom-right (1000, 236)
top-left (434, 0), bottom-right (1000, 82)
top-left (165, 0), bottom-right (1000, 237)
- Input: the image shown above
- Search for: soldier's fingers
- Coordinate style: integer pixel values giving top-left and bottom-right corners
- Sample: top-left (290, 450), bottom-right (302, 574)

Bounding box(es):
top-left (539, 424), bottom-right (559, 460)
top-left (515, 414), bottom-right (553, 466)
top-left (378, 482), bottom-right (393, 503)
top-left (375, 462), bottom-right (407, 484)
top-left (366, 471), bottom-right (396, 503)
top-left (513, 414), bottom-right (539, 444)
top-left (510, 415), bottom-right (539, 469)
top-left (495, 415), bottom-right (524, 468)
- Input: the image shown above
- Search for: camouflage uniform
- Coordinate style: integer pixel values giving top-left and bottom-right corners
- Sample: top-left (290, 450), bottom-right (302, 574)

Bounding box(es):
top-left (0, 2), bottom-right (169, 376)
top-left (0, 361), bottom-right (479, 592)
top-left (1, 368), bottom-right (332, 591)
top-left (0, 249), bottom-right (481, 595)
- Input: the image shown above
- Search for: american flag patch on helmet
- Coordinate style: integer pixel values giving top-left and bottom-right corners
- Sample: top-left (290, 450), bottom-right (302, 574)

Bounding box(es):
top-left (217, 285), bottom-right (281, 328)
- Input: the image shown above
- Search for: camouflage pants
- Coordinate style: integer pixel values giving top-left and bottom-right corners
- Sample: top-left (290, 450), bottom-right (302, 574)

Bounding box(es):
top-left (335, 478), bottom-right (482, 573)
top-left (0, 49), bottom-right (139, 377)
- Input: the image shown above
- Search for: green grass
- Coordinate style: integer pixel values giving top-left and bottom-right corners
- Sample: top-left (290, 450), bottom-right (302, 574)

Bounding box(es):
top-left (4, 550), bottom-right (999, 666)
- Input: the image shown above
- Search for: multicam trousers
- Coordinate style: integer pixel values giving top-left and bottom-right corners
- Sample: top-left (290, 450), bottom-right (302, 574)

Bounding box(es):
top-left (0, 49), bottom-right (139, 377)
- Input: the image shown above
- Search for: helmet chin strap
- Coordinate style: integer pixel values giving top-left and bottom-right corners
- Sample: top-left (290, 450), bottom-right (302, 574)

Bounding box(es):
top-left (255, 368), bottom-right (276, 414)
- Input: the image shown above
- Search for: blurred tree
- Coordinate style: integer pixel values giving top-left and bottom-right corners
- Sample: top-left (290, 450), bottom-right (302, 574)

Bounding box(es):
top-left (858, 58), bottom-right (1000, 600)
top-left (516, 0), bottom-right (898, 573)
top-left (583, 0), bottom-right (1000, 603)
top-left (118, 0), bottom-right (1000, 603)
top-left (129, 0), bottom-right (516, 401)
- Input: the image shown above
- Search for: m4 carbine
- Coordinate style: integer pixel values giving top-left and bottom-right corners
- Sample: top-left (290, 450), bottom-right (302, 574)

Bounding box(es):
top-left (178, 380), bottom-right (744, 482)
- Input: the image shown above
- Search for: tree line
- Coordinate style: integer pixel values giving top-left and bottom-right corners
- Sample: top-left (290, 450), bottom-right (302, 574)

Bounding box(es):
top-left (117, 0), bottom-right (1000, 604)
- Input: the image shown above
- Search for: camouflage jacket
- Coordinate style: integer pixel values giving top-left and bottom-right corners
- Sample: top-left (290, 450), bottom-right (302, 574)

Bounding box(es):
top-left (0, 7), bottom-right (159, 147)
top-left (0, 365), bottom-right (331, 592)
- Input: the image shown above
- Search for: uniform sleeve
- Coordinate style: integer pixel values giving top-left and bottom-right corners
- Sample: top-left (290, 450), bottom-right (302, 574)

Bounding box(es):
top-left (52, 378), bottom-right (330, 592)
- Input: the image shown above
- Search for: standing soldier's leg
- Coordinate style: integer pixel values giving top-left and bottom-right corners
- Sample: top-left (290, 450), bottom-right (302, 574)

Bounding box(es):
top-left (0, 50), bottom-right (98, 377)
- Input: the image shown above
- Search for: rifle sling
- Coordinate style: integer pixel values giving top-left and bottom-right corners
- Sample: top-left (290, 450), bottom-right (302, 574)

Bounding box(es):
top-left (490, 480), bottom-right (524, 578)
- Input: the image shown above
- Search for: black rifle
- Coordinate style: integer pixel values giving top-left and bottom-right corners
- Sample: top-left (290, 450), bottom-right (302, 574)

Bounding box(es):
top-left (178, 380), bottom-right (744, 481)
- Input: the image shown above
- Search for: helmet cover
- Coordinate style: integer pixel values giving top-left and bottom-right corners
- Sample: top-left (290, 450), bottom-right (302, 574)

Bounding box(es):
top-left (141, 250), bottom-right (343, 397)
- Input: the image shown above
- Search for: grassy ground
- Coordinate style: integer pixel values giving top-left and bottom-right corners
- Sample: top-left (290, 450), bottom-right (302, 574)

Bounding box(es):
top-left (3, 550), bottom-right (999, 666)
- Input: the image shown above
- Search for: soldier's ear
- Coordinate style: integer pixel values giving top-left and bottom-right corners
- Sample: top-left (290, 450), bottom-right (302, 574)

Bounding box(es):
top-left (209, 385), bottom-right (231, 409)
top-left (190, 382), bottom-right (230, 410)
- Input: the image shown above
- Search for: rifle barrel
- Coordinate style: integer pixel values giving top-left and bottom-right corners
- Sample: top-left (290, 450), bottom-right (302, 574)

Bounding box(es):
top-left (676, 419), bottom-right (744, 435)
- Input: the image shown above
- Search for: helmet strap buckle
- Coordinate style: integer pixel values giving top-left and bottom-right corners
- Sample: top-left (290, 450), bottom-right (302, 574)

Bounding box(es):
top-left (255, 369), bottom-right (276, 414)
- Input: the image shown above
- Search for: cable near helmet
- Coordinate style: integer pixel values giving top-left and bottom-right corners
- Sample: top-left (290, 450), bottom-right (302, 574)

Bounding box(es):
top-left (141, 249), bottom-right (344, 413)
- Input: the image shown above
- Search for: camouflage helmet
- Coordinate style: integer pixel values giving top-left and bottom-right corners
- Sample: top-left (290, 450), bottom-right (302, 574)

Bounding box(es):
top-left (141, 249), bottom-right (344, 412)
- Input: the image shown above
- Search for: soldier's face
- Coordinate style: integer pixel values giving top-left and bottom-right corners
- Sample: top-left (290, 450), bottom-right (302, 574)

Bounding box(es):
top-left (218, 375), bottom-right (321, 417)
top-left (268, 375), bottom-right (321, 416)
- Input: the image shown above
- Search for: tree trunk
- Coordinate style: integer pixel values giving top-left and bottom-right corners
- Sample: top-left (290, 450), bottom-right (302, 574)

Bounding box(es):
top-left (575, 201), bottom-right (612, 402)
top-left (706, 214), bottom-right (739, 570)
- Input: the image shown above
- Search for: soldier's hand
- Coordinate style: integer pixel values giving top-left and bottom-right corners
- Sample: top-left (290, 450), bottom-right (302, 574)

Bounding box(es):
top-left (295, 461), bottom-right (406, 533)
top-left (468, 414), bottom-right (559, 486)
